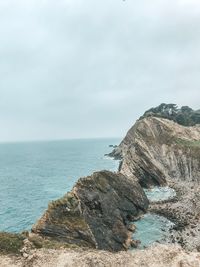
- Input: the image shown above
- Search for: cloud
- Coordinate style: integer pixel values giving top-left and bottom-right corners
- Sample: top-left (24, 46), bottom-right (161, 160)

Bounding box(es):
top-left (0, 0), bottom-right (199, 141)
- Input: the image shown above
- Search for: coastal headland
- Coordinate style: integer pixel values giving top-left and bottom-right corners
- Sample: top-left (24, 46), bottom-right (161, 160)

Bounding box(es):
top-left (1, 104), bottom-right (200, 267)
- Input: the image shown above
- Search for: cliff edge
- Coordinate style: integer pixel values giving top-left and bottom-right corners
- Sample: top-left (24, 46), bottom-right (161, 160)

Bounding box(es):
top-left (32, 170), bottom-right (148, 252)
top-left (110, 116), bottom-right (200, 187)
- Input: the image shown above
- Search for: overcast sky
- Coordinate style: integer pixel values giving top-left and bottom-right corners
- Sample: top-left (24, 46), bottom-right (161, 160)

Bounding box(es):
top-left (0, 0), bottom-right (200, 142)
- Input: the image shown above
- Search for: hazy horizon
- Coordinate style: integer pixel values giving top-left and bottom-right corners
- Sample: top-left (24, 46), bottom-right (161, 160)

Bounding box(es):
top-left (0, 0), bottom-right (200, 142)
top-left (0, 136), bottom-right (121, 145)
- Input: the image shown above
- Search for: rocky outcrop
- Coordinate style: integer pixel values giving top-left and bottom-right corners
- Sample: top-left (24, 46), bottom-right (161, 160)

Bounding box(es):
top-left (32, 170), bottom-right (148, 252)
top-left (108, 109), bottom-right (200, 252)
top-left (150, 180), bottom-right (200, 251)
top-left (110, 117), bottom-right (200, 187)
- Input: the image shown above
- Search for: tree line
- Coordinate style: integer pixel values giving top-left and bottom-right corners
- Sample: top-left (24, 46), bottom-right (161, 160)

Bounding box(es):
top-left (140, 103), bottom-right (200, 126)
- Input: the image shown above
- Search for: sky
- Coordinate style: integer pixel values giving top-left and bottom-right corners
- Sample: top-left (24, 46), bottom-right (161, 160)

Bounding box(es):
top-left (0, 0), bottom-right (200, 142)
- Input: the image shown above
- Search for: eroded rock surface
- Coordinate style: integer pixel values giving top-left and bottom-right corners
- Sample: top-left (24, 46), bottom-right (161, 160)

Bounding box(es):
top-left (110, 117), bottom-right (200, 187)
top-left (150, 180), bottom-right (200, 251)
top-left (32, 170), bottom-right (148, 252)
top-left (108, 112), bottom-right (200, 252)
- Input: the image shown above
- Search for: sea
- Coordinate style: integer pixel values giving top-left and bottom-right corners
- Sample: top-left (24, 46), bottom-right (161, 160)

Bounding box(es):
top-left (0, 138), bottom-right (120, 233)
top-left (0, 138), bottom-right (175, 248)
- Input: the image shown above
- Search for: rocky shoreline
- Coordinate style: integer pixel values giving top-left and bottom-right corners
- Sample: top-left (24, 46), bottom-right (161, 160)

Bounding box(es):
top-left (106, 113), bottom-right (200, 254)
top-left (1, 105), bottom-right (200, 266)
top-left (150, 180), bottom-right (200, 252)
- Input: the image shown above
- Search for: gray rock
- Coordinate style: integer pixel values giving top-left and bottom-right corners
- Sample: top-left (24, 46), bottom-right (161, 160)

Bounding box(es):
top-left (32, 170), bottom-right (148, 252)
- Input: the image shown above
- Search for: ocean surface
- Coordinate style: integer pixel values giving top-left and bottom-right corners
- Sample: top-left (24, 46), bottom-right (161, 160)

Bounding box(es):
top-left (133, 213), bottom-right (174, 248)
top-left (144, 187), bottom-right (176, 202)
top-left (0, 138), bottom-right (120, 233)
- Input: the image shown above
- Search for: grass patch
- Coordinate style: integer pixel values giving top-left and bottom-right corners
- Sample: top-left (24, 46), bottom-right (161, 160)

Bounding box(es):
top-left (0, 232), bottom-right (25, 255)
top-left (48, 192), bottom-right (78, 211)
top-left (28, 234), bottom-right (80, 250)
top-left (175, 138), bottom-right (200, 148)
top-left (58, 216), bottom-right (88, 230)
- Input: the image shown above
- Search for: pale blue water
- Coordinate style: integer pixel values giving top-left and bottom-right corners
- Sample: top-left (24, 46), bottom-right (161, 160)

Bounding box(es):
top-left (133, 213), bottom-right (174, 248)
top-left (144, 186), bottom-right (176, 202)
top-left (0, 138), bottom-right (120, 233)
top-left (132, 187), bottom-right (175, 248)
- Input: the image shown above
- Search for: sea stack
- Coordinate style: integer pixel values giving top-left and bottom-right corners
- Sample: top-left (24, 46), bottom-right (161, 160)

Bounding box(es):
top-left (32, 170), bottom-right (148, 252)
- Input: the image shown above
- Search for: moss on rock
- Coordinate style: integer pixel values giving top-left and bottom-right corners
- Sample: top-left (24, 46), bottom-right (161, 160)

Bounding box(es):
top-left (0, 232), bottom-right (25, 255)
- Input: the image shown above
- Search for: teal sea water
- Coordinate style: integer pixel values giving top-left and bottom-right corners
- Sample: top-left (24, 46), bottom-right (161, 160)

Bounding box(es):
top-left (132, 187), bottom-right (176, 248)
top-left (0, 138), bottom-right (120, 233)
top-left (0, 138), bottom-right (174, 248)
top-left (144, 187), bottom-right (176, 202)
top-left (133, 213), bottom-right (174, 248)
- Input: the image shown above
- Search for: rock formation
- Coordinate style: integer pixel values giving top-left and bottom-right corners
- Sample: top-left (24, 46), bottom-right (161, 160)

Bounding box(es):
top-left (109, 116), bottom-right (200, 187)
top-left (32, 107), bottom-right (200, 253)
top-left (106, 106), bottom-right (200, 253)
top-left (32, 170), bottom-right (148, 252)
top-left (2, 104), bottom-right (200, 266)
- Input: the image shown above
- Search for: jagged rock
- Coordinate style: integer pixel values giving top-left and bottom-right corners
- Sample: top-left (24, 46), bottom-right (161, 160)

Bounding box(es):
top-left (130, 239), bottom-right (141, 248)
top-left (109, 117), bottom-right (200, 187)
top-left (32, 170), bottom-right (148, 252)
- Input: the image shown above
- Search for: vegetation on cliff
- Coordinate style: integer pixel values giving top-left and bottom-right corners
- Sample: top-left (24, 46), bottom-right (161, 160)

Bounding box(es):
top-left (0, 232), bottom-right (25, 255)
top-left (140, 103), bottom-right (200, 126)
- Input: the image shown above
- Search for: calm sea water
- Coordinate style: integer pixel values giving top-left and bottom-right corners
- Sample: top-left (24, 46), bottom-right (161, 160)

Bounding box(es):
top-left (0, 138), bottom-right (120, 233)
top-left (133, 213), bottom-right (174, 248)
top-left (144, 187), bottom-right (176, 202)
top-left (132, 187), bottom-right (175, 248)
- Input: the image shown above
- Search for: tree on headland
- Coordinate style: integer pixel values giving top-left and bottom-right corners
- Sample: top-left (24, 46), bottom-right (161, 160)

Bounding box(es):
top-left (140, 103), bottom-right (200, 126)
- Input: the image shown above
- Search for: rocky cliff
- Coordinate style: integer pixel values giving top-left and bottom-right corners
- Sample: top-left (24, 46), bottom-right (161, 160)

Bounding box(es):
top-left (32, 170), bottom-right (148, 252)
top-left (110, 116), bottom-right (200, 187)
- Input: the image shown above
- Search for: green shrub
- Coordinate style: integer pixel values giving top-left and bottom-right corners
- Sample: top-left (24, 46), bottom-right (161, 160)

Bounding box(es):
top-left (0, 232), bottom-right (25, 254)
top-left (140, 103), bottom-right (200, 126)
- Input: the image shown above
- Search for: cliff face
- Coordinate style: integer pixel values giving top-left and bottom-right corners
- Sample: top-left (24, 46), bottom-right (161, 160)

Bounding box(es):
top-left (32, 170), bottom-right (148, 252)
top-left (110, 117), bottom-right (200, 187)
top-left (31, 109), bottom-right (200, 253)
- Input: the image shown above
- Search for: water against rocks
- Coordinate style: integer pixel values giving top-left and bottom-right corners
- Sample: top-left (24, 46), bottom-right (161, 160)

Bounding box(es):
top-left (144, 187), bottom-right (176, 202)
top-left (0, 139), bottom-right (174, 249)
top-left (133, 213), bottom-right (174, 248)
top-left (132, 187), bottom-right (176, 248)
top-left (0, 138), bottom-right (120, 233)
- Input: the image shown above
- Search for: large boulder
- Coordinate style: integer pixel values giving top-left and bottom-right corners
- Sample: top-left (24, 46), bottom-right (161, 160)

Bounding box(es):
top-left (32, 170), bottom-right (148, 252)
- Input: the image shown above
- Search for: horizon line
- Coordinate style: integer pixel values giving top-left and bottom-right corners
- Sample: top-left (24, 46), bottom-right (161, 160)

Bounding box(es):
top-left (0, 136), bottom-right (122, 145)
